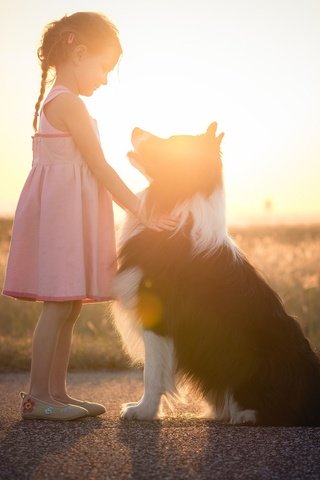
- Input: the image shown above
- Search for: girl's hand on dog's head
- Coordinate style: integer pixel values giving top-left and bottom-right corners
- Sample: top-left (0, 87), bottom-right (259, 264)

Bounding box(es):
top-left (138, 209), bottom-right (179, 231)
top-left (136, 199), bottom-right (179, 231)
top-left (147, 215), bottom-right (179, 231)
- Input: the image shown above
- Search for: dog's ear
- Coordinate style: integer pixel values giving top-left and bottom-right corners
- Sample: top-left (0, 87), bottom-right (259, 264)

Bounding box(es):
top-left (207, 122), bottom-right (224, 146)
top-left (206, 122), bottom-right (217, 136)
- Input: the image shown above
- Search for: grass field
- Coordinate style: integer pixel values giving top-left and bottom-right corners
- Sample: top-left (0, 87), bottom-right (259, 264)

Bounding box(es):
top-left (0, 218), bottom-right (319, 372)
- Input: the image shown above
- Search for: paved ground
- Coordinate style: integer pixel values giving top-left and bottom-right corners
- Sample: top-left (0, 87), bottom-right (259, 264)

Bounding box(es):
top-left (0, 371), bottom-right (320, 480)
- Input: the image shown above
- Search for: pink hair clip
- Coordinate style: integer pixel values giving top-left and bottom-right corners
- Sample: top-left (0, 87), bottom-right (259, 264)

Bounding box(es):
top-left (67, 32), bottom-right (75, 44)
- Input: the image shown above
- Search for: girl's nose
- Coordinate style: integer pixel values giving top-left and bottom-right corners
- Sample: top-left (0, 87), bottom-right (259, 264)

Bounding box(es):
top-left (102, 75), bottom-right (108, 86)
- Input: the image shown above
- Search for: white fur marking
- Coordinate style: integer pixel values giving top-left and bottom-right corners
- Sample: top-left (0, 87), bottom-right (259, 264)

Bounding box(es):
top-left (111, 267), bottom-right (143, 309)
top-left (111, 267), bottom-right (145, 364)
top-left (213, 391), bottom-right (257, 425)
top-left (117, 187), bottom-right (240, 259)
top-left (121, 331), bottom-right (177, 419)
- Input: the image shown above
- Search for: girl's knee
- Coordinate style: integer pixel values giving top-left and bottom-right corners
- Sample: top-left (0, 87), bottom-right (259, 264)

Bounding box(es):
top-left (42, 300), bottom-right (82, 326)
top-left (43, 301), bottom-right (74, 321)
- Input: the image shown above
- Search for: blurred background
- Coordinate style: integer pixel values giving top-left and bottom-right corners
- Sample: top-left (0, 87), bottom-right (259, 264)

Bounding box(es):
top-left (1, 0), bottom-right (319, 223)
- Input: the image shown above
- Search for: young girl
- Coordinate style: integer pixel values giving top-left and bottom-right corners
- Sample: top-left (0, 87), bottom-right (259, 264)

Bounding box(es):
top-left (3, 11), bottom-right (175, 420)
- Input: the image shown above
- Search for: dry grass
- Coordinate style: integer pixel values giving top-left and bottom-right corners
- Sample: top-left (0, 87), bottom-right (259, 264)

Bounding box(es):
top-left (0, 218), bottom-right (319, 371)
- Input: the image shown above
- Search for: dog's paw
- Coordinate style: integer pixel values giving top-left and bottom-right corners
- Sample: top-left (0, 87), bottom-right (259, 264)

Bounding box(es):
top-left (120, 401), bottom-right (158, 420)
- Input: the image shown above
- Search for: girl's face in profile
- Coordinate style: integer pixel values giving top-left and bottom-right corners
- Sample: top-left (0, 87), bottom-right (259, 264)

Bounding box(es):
top-left (74, 46), bottom-right (120, 96)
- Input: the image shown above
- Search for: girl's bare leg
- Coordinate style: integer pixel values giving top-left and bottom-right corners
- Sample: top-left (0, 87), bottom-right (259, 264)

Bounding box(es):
top-left (29, 301), bottom-right (73, 405)
top-left (50, 300), bottom-right (83, 403)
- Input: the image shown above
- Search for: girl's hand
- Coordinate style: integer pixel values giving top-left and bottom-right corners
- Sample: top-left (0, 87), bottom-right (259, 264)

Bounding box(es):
top-left (145, 215), bottom-right (179, 232)
top-left (137, 205), bottom-right (179, 231)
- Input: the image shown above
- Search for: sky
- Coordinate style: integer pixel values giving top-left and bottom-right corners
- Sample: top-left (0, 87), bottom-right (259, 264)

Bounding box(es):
top-left (0, 0), bottom-right (319, 225)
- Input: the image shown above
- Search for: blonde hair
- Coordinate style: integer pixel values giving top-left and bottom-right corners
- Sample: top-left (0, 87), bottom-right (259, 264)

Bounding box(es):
top-left (33, 12), bottom-right (122, 131)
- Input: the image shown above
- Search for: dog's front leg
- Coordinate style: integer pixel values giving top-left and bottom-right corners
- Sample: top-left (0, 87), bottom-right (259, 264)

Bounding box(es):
top-left (121, 330), bottom-right (173, 420)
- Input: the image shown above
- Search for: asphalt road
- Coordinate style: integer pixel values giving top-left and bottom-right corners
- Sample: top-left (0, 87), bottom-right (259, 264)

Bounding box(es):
top-left (0, 371), bottom-right (320, 480)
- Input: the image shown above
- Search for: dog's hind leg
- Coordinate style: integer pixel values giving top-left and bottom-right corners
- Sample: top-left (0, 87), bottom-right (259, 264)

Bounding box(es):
top-left (121, 330), bottom-right (176, 420)
top-left (207, 390), bottom-right (257, 425)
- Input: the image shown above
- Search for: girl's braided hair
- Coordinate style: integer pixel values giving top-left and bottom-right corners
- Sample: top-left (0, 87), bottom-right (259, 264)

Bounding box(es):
top-left (33, 11), bottom-right (121, 131)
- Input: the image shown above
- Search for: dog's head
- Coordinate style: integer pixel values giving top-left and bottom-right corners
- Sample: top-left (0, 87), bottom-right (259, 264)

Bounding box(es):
top-left (128, 122), bottom-right (224, 214)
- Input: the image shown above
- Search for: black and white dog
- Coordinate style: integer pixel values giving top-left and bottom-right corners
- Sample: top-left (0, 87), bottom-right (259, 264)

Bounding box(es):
top-left (112, 123), bottom-right (320, 426)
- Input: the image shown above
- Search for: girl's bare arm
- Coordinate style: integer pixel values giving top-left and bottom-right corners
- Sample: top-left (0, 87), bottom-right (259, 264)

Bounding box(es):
top-left (52, 93), bottom-right (141, 217)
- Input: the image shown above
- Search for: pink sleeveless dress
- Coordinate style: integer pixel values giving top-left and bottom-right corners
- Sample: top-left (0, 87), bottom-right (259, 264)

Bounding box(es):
top-left (3, 86), bottom-right (117, 302)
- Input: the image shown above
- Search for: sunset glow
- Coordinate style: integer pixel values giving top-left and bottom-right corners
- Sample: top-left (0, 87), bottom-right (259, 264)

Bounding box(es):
top-left (1, 0), bottom-right (319, 224)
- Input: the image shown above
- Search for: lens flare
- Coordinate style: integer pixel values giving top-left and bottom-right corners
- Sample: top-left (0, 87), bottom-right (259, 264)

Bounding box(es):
top-left (137, 289), bottom-right (163, 329)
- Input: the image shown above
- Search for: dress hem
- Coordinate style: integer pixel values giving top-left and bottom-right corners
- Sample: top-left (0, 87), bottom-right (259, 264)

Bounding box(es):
top-left (2, 290), bottom-right (114, 303)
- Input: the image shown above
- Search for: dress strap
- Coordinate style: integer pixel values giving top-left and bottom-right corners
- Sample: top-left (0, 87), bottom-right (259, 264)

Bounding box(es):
top-left (43, 85), bottom-right (72, 105)
top-left (39, 86), bottom-right (73, 135)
